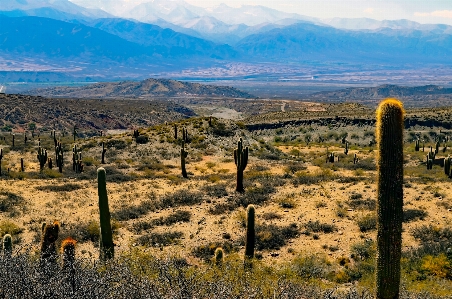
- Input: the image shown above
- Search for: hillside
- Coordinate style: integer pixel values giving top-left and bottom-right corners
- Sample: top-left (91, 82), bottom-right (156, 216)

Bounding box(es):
top-left (0, 93), bottom-right (195, 131)
top-left (29, 78), bottom-right (255, 99)
top-left (301, 84), bottom-right (452, 107)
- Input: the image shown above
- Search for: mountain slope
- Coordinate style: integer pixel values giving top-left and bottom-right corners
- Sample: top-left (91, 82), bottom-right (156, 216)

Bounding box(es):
top-left (29, 78), bottom-right (255, 98)
top-left (235, 23), bottom-right (452, 63)
top-left (86, 18), bottom-right (237, 58)
top-left (0, 15), bottom-right (237, 61)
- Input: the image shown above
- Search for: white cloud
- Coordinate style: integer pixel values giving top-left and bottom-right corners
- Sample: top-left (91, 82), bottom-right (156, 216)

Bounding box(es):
top-left (414, 10), bottom-right (452, 18)
top-left (363, 7), bottom-right (374, 14)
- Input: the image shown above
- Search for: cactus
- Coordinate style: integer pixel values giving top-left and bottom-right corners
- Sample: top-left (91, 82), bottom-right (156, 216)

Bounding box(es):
top-left (182, 127), bottom-right (188, 143)
top-left (98, 167), bottom-right (114, 260)
top-left (3, 234), bottom-right (12, 257)
top-left (181, 142), bottom-right (188, 178)
top-left (214, 247), bottom-right (224, 266)
top-left (427, 155), bottom-right (433, 170)
top-left (234, 138), bottom-right (248, 193)
top-left (48, 158), bottom-right (53, 170)
top-left (174, 124), bottom-right (178, 139)
top-left (375, 99), bottom-right (404, 299)
top-left (415, 139), bottom-right (420, 151)
top-left (0, 148), bottom-right (3, 176)
top-left (328, 153), bottom-right (335, 163)
top-left (353, 153), bottom-right (358, 164)
top-left (445, 155), bottom-right (451, 177)
top-left (57, 153), bottom-right (63, 173)
top-left (133, 129), bottom-right (139, 140)
top-left (61, 237), bottom-right (76, 270)
top-left (24, 132), bottom-right (27, 144)
top-left (101, 142), bottom-right (106, 164)
top-left (12, 134), bottom-right (14, 147)
top-left (61, 237), bottom-right (76, 293)
top-left (435, 140), bottom-right (440, 154)
top-left (55, 142), bottom-right (63, 173)
top-left (40, 221), bottom-right (60, 266)
top-left (37, 147), bottom-right (47, 171)
top-left (73, 126), bottom-right (77, 142)
top-left (344, 142), bottom-right (349, 155)
top-left (20, 158), bottom-right (24, 172)
top-left (245, 204), bottom-right (255, 260)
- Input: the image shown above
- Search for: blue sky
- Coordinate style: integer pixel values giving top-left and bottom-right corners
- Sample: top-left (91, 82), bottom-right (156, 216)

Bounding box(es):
top-left (185, 0), bottom-right (452, 24)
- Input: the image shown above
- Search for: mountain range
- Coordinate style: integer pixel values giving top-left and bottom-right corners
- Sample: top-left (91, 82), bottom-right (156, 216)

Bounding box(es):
top-left (1, 0), bottom-right (452, 83)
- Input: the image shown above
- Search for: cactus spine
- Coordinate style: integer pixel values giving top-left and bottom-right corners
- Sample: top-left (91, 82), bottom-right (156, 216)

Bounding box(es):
top-left (37, 147), bottom-right (47, 171)
top-left (245, 204), bottom-right (255, 260)
top-left (98, 167), bottom-right (114, 260)
top-left (375, 99), bottom-right (404, 299)
top-left (101, 142), bottom-right (106, 164)
top-left (3, 234), bottom-right (12, 257)
top-left (181, 142), bottom-right (188, 178)
top-left (234, 138), bottom-right (248, 193)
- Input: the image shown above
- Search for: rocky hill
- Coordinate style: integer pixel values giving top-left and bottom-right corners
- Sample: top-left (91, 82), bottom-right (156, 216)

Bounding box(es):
top-left (304, 84), bottom-right (452, 107)
top-left (29, 78), bottom-right (255, 99)
top-left (0, 93), bottom-right (195, 132)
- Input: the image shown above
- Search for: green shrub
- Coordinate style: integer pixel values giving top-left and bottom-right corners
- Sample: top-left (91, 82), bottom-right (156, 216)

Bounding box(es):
top-left (304, 221), bottom-right (336, 234)
top-left (356, 214), bottom-right (377, 232)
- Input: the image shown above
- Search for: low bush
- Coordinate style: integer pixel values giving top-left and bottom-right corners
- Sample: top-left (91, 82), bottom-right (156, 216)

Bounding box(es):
top-left (356, 214), bottom-right (377, 232)
top-left (160, 190), bottom-right (204, 209)
top-left (253, 223), bottom-right (300, 250)
top-left (136, 231), bottom-right (183, 247)
top-left (403, 209), bottom-right (428, 222)
top-left (112, 200), bottom-right (157, 221)
top-left (304, 221), bottom-right (336, 234)
top-left (35, 183), bottom-right (83, 192)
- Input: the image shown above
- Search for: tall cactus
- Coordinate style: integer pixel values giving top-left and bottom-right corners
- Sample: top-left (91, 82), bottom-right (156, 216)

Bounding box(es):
top-left (234, 138), bottom-right (248, 193)
top-left (245, 204), bottom-right (255, 260)
top-left (73, 126), bottom-right (77, 142)
top-left (37, 147), bottom-right (47, 171)
top-left (415, 139), bottom-right (420, 151)
top-left (3, 234), bottom-right (12, 257)
top-left (181, 142), bottom-right (188, 178)
top-left (375, 99), bottom-right (404, 299)
top-left (344, 142), bottom-right (349, 155)
top-left (101, 142), bottom-right (106, 164)
top-left (98, 167), bottom-right (114, 260)
top-left (0, 148), bottom-right (3, 176)
top-left (174, 124), bottom-right (178, 139)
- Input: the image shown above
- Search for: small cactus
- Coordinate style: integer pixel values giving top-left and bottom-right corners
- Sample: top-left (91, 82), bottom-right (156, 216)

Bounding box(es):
top-left (61, 237), bottom-right (76, 270)
top-left (375, 99), bottom-right (404, 299)
top-left (353, 153), bottom-right (358, 164)
top-left (445, 155), bottom-right (451, 177)
top-left (40, 221), bottom-right (60, 266)
top-left (20, 158), bottom-right (24, 172)
top-left (234, 138), bottom-right (248, 193)
top-left (415, 139), bottom-right (420, 151)
top-left (3, 234), bottom-right (12, 257)
top-left (214, 247), bottom-right (224, 266)
top-left (181, 142), bottom-right (188, 178)
top-left (245, 204), bottom-right (255, 260)
top-left (98, 167), bottom-right (114, 260)
top-left (73, 126), bottom-right (77, 142)
top-left (174, 124), bottom-right (178, 139)
top-left (344, 142), bottom-right (349, 155)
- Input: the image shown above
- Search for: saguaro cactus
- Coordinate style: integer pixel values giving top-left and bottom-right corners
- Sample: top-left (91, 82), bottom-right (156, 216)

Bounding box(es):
top-left (174, 124), bottom-right (178, 139)
top-left (375, 99), bottom-right (404, 299)
top-left (20, 158), bottom-right (24, 172)
top-left (245, 204), bottom-right (255, 260)
top-left (37, 147), bottom-right (47, 171)
top-left (415, 139), bottom-right (420, 151)
top-left (101, 142), bottom-right (107, 164)
top-left (73, 126), bottom-right (77, 142)
top-left (98, 167), bottom-right (114, 260)
top-left (181, 142), bottom-right (188, 178)
top-left (0, 148), bottom-right (3, 176)
top-left (344, 142), bottom-right (349, 155)
top-left (234, 138), bottom-right (248, 192)
top-left (3, 234), bottom-right (12, 257)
